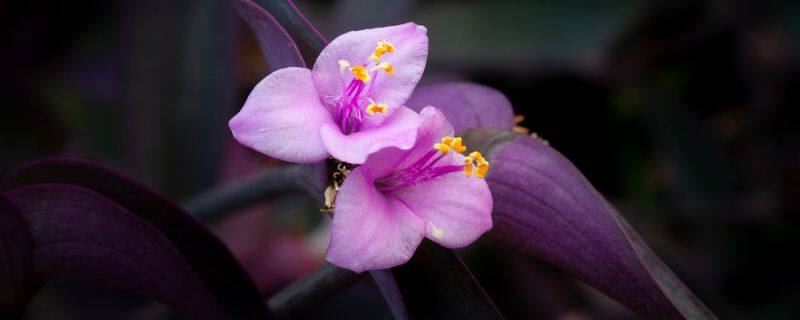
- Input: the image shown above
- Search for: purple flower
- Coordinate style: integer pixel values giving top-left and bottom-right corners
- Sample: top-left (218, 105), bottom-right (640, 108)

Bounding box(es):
top-left (229, 23), bottom-right (429, 164)
top-left (326, 107), bottom-right (493, 272)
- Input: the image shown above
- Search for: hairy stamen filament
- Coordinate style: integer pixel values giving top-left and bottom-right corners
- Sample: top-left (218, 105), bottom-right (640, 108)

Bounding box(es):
top-left (375, 136), bottom-right (486, 193)
top-left (334, 40), bottom-right (398, 135)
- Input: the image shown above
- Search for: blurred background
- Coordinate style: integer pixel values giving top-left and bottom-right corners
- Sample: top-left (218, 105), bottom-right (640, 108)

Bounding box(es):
top-left (2, 0), bottom-right (799, 319)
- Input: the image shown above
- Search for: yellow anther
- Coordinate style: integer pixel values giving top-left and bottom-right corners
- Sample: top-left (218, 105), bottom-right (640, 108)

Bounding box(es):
top-left (476, 161), bottom-right (490, 178)
top-left (434, 142), bottom-right (451, 154)
top-left (434, 136), bottom-right (469, 155)
top-left (378, 39), bottom-right (395, 52)
top-left (450, 137), bottom-right (466, 154)
top-left (338, 59), bottom-right (350, 72)
top-left (434, 136), bottom-right (454, 154)
top-left (366, 100), bottom-right (388, 116)
top-left (371, 62), bottom-right (394, 74)
top-left (464, 151), bottom-right (489, 179)
top-left (469, 151), bottom-right (484, 163)
top-left (370, 39), bottom-right (396, 61)
top-left (464, 157), bottom-right (474, 177)
top-left (441, 136), bottom-right (453, 146)
top-left (349, 65), bottom-right (371, 82)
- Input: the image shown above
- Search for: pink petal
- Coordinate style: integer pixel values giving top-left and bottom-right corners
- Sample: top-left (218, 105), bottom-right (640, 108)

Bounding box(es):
top-left (313, 23), bottom-right (428, 110)
top-left (229, 67), bottom-right (334, 163)
top-left (360, 106), bottom-right (493, 247)
top-left (326, 167), bottom-right (426, 272)
top-left (392, 163), bottom-right (494, 248)
top-left (405, 82), bottom-right (515, 135)
top-left (320, 106), bottom-right (420, 164)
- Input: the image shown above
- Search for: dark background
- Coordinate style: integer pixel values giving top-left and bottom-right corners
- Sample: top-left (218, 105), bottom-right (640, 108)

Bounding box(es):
top-left (1, 0), bottom-right (798, 319)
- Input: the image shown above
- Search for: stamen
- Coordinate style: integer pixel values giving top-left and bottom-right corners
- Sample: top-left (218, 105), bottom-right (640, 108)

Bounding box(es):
top-left (464, 151), bottom-right (490, 178)
top-left (433, 136), bottom-right (467, 154)
top-left (476, 161), bottom-right (490, 178)
top-left (450, 137), bottom-right (466, 154)
top-left (375, 136), bottom-right (483, 193)
top-left (433, 136), bottom-right (453, 154)
top-left (333, 40), bottom-right (400, 135)
top-left (349, 65), bottom-right (371, 83)
top-left (464, 157), bottom-right (474, 177)
top-left (469, 151), bottom-right (484, 163)
top-left (371, 62), bottom-right (394, 75)
top-left (370, 39), bottom-right (396, 62)
top-left (366, 99), bottom-right (388, 116)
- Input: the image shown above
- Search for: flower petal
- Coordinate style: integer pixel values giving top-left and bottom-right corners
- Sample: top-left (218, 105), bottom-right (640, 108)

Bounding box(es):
top-left (405, 82), bottom-right (515, 135)
top-left (313, 23), bottom-right (428, 110)
top-left (320, 106), bottom-right (420, 164)
top-left (392, 164), bottom-right (493, 248)
top-left (378, 107), bottom-right (493, 247)
top-left (327, 167), bottom-right (426, 272)
top-left (229, 67), bottom-right (334, 163)
top-left (358, 106), bottom-right (454, 178)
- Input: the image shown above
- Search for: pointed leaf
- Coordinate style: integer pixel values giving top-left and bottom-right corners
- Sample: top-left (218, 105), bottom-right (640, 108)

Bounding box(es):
top-left (405, 82), bottom-right (515, 135)
top-left (5, 184), bottom-right (230, 319)
top-left (252, 0), bottom-right (327, 65)
top-left (1, 157), bottom-right (270, 319)
top-left (392, 240), bottom-right (504, 319)
top-left (232, 0), bottom-right (307, 70)
top-left (479, 132), bottom-right (716, 319)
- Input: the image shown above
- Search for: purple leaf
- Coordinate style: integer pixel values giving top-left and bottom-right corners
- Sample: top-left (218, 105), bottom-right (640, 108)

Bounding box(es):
top-left (405, 82), bottom-right (515, 135)
top-left (369, 270), bottom-right (408, 320)
top-left (392, 240), bottom-right (504, 319)
top-left (0, 157), bottom-right (269, 319)
top-left (5, 184), bottom-right (229, 319)
top-left (0, 195), bottom-right (35, 318)
top-left (251, 0), bottom-right (327, 66)
top-left (232, 0), bottom-right (307, 70)
top-left (483, 133), bottom-right (716, 319)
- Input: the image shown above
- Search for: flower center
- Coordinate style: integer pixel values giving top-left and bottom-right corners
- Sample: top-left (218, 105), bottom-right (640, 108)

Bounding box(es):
top-left (333, 40), bottom-right (397, 135)
top-left (375, 136), bottom-right (489, 193)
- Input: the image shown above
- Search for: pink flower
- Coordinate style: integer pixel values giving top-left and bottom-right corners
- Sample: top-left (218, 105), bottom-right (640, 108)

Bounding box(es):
top-left (326, 107), bottom-right (493, 272)
top-left (229, 23), bottom-right (429, 164)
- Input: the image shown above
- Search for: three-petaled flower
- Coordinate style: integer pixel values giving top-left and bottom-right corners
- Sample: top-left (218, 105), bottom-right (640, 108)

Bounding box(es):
top-left (326, 107), bottom-right (493, 272)
top-left (230, 23), bottom-right (429, 164)
top-left (229, 22), bottom-right (494, 272)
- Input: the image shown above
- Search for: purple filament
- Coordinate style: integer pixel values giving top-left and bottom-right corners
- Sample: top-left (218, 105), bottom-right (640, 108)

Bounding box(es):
top-left (375, 150), bottom-right (463, 193)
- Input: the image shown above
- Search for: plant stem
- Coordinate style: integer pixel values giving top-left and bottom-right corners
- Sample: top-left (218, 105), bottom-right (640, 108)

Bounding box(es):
top-left (267, 263), bottom-right (364, 318)
top-left (181, 165), bottom-right (312, 222)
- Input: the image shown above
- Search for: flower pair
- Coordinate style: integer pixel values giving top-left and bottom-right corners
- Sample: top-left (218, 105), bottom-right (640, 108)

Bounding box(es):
top-left (230, 23), bottom-right (492, 272)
